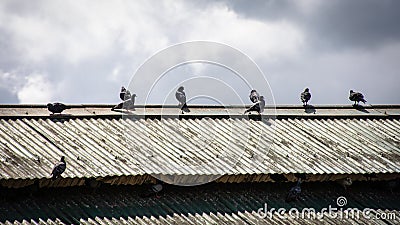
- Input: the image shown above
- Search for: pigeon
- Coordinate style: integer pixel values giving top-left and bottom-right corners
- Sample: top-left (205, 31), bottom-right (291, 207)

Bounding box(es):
top-left (337, 177), bottom-right (352, 190)
top-left (244, 96), bottom-right (265, 114)
top-left (349, 90), bottom-right (367, 106)
top-left (131, 94), bottom-right (137, 107)
top-left (112, 86), bottom-right (137, 111)
top-left (141, 183), bottom-right (163, 198)
top-left (300, 88), bottom-right (311, 106)
top-left (249, 89), bottom-right (260, 103)
top-left (50, 156), bottom-right (66, 180)
top-left (175, 86), bottom-right (190, 114)
top-left (386, 179), bottom-right (400, 194)
top-left (47, 103), bottom-right (71, 114)
top-left (120, 86), bottom-right (132, 101)
top-left (286, 178), bottom-right (302, 202)
top-left (112, 97), bottom-right (136, 111)
top-left (120, 86), bottom-right (126, 100)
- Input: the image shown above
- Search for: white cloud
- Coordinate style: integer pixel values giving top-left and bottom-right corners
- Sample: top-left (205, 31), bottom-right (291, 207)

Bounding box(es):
top-left (179, 4), bottom-right (305, 61)
top-left (0, 70), bottom-right (19, 93)
top-left (17, 73), bottom-right (53, 103)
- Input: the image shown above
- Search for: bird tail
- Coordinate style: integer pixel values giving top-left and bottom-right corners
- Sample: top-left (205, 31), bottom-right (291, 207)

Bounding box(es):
top-left (181, 103), bottom-right (190, 112)
top-left (65, 105), bottom-right (72, 109)
top-left (361, 99), bottom-right (367, 103)
top-left (112, 103), bottom-right (123, 110)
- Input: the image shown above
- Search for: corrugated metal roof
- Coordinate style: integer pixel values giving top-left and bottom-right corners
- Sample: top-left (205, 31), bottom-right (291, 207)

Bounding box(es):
top-left (0, 105), bottom-right (400, 183)
top-left (1, 182), bottom-right (399, 224)
top-left (3, 210), bottom-right (399, 225)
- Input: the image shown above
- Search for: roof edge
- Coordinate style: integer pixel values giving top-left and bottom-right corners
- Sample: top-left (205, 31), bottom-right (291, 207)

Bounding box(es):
top-left (1, 104), bottom-right (400, 109)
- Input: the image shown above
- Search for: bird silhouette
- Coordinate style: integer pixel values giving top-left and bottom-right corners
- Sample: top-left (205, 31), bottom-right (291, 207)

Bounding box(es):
top-left (301, 88), bottom-right (311, 106)
top-left (349, 90), bottom-right (367, 106)
top-left (244, 96), bottom-right (265, 114)
top-left (47, 103), bottom-right (71, 114)
top-left (337, 177), bottom-right (352, 190)
top-left (249, 90), bottom-right (260, 103)
top-left (50, 156), bottom-right (66, 180)
top-left (175, 86), bottom-right (190, 114)
top-left (129, 94), bottom-right (137, 110)
top-left (112, 86), bottom-right (136, 111)
top-left (286, 178), bottom-right (302, 202)
top-left (119, 86), bottom-right (132, 101)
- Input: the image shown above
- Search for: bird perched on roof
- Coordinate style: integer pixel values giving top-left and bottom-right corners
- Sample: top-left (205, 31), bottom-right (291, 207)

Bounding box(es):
top-left (47, 103), bottom-right (71, 114)
top-left (386, 179), bottom-right (400, 194)
top-left (120, 86), bottom-right (132, 101)
top-left (286, 178), bottom-right (302, 202)
top-left (175, 86), bottom-right (190, 114)
top-left (130, 93), bottom-right (137, 109)
top-left (337, 177), bottom-right (352, 190)
top-left (300, 88), bottom-right (311, 106)
top-left (112, 97), bottom-right (136, 111)
top-left (50, 156), bottom-right (66, 180)
top-left (112, 86), bottom-right (137, 111)
top-left (349, 90), bottom-right (367, 106)
top-left (249, 89), bottom-right (260, 103)
top-left (244, 96), bottom-right (265, 114)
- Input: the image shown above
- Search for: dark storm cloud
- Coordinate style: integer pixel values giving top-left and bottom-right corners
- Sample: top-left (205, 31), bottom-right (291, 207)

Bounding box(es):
top-left (223, 0), bottom-right (400, 49)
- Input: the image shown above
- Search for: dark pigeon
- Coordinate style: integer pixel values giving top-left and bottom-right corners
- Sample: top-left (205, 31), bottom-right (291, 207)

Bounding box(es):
top-left (50, 156), bottom-right (66, 180)
top-left (112, 86), bottom-right (136, 111)
top-left (120, 86), bottom-right (131, 101)
top-left (349, 90), bottom-right (367, 106)
top-left (119, 86), bottom-right (126, 100)
top-left (286, 178), bottom-right (302, 202)
top-left (175, 86), bottom-right (190, 114)
top-left (47, 103), bottom-right (71, 114)
top-left (301, 88), bottom-right (311, 106)
top-left (131, 94), bottom-right (137, 107)
top-left (249, 89), bottom-right (260, 103)
top-left (337, 177), bottom-right (352, 190)
top-left (244, 96), bottom-right (265, 114)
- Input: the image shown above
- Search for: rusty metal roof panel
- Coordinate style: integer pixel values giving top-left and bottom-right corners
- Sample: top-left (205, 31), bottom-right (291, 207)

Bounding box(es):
top-left (0, 105), bottom-right (400, 180)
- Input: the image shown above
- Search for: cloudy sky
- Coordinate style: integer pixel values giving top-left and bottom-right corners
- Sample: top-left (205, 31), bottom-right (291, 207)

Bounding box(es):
top-left (0, 0), bottom-right (399, 105)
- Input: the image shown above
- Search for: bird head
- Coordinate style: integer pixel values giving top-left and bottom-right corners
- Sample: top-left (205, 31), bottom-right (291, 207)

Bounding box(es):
top-left (178, 86), bottom-right (184, 91)
top-left (132, 94), bottom-right (137, 98)
top-left (121, 86), bottom-right (126, 91)
top-left (350, 90), bottom-right (354, 93)
top-left (305, 88), bottom-right (309, 92)
top-left (251, 89), bottom-right (257, 93)
top-left (47, 103), bottom-right (52, 107)
top-left (260, 96), bottom-right (265, 100)
top-left (60, 156), bottom-right (65, 162)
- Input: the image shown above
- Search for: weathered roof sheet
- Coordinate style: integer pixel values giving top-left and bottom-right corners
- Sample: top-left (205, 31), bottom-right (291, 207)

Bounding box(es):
top-left (1, 182), bottom-right (400, 224)
top-left (3, 210), bottom-right (399, 225)
top-left (0, 105), bottom-right (400, 182)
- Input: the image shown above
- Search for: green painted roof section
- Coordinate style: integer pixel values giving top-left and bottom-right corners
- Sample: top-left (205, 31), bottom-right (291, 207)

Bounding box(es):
top-left (1, 181), bottom-right (400, 224)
